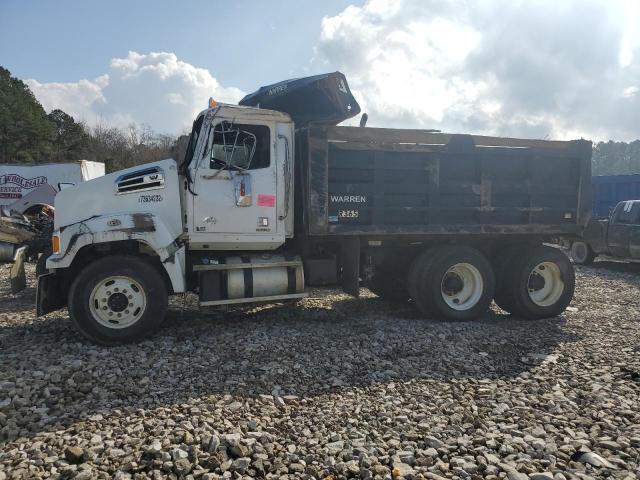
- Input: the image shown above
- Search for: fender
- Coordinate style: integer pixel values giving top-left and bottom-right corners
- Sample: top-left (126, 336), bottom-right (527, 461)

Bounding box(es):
top-left (47, 212), bottom-right (186, 293)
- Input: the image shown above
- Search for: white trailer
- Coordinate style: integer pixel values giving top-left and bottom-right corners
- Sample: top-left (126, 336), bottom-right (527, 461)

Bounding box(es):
top-left (0, 160), bottom-right (105, 211)
top-left (1, 160), bottom-right (105, 292)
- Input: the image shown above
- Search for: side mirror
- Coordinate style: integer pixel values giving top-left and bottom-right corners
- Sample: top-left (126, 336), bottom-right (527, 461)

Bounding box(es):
top-left (234, 172), bottom-right (252, 207)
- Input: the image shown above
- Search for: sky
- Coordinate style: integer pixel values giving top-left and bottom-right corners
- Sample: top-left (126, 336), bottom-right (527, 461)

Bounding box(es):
top-left (1, 0), bottom-right (639, 141)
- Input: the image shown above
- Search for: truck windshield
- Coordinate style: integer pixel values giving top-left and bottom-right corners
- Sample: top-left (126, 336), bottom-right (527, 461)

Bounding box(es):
top-left (208, 121), bottom-right (256, 170)
top-left (204, 122), bottom-right (270, 171)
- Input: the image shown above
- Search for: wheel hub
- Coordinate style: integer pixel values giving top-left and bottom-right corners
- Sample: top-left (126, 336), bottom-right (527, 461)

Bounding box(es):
top-left (443, 273), bottom-right (464, 295)
top-left (440, 263), bottom-right (483, 311)
top-left (107, 292), bottom-right (129, 312)
top-left (528, 271), bottom-right (546, 291)
top-left (527, 262), bottom-right (564, 307)
top-left (89, 276), bottom-right (147, 329)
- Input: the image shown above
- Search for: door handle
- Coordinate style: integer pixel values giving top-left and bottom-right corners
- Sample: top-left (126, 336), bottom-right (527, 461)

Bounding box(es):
top-left (200, 171), bottom-right (232, 180)
top-left (277, 133), bottom-right (290, 221)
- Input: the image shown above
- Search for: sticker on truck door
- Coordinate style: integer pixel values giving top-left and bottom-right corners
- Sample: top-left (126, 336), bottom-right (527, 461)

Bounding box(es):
top-left (257, 194), bottom-right (276, 207)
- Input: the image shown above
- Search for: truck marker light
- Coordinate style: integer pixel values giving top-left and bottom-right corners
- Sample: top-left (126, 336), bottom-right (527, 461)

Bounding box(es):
top-left (208, 97), bottom-right (218, 108)
top-left (52, 234), bottom-right (60, 254)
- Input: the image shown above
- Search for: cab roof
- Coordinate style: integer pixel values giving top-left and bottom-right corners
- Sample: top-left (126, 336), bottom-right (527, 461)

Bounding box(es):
top-left (195, 103), bottom-right (293, 124)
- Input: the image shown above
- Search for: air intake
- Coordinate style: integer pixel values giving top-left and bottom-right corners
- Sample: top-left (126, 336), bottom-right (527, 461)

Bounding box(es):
top-left (115, 167), bottom-right (165, 195)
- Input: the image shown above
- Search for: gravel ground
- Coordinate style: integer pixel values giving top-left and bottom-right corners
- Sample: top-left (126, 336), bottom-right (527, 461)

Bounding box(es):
top-left (0, 260), bottom-right (639, 479)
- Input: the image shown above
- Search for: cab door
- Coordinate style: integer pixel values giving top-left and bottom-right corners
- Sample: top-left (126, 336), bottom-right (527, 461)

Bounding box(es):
top-left (191, 121), bottom-right (279, 241)
top-left (607, 201), bottom-right (636, 257)
top-left (627, 202), bottom-right (640, 259)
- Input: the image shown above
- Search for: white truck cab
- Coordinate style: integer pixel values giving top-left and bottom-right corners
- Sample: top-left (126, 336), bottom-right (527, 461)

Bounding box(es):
top-left (39, 103), bottom-right (302, 344)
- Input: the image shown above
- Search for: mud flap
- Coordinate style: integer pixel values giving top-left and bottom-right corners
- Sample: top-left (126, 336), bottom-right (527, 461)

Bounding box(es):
top-left (10, 246), bottom-right (27, 293)
top-left (36, 272), bottom-right (66, 316)
top-left (340, 237), bottom-right (360, 297)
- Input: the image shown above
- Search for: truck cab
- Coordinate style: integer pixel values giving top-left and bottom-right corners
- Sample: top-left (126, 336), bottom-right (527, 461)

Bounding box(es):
top-left (570, 199), bottom-right (640, 264)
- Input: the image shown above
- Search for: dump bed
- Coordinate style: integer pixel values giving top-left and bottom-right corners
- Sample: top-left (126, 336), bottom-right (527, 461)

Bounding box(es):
top-left (295, 126), bottom-right (592, 237)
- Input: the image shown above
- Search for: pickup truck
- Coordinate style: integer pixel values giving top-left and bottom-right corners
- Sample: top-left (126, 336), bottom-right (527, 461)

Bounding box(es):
top-left (570, 199), bottom-right (640, 264)
top-left (36, 72), bottom-right (593, 345)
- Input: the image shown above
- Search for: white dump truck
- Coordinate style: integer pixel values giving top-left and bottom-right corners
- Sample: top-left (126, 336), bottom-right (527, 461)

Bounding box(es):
top-left (37, 73), bottom-right (592, 345)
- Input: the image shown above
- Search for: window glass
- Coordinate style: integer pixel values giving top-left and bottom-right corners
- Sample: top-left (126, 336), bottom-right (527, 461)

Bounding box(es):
top-left (632, 203), bottom-right (640, 224)
top-left (205, 122), bottom-right (270, 170)
top-left (614, 201), bottom-right (637, 224)
top-left (183, 114), bottom-right (204, 165)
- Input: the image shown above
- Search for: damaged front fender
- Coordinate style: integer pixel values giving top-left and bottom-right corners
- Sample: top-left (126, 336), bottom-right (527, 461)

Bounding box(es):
top-left (46, 212), bottom-right (186, 293)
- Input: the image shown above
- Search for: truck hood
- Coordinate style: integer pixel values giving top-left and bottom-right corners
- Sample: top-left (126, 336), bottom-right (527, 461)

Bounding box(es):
top-left (54, 159), bottom-right (181, 230)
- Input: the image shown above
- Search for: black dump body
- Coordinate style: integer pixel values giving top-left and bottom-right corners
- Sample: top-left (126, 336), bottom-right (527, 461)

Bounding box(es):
top-left (295, 126), bottom-right (592, 238)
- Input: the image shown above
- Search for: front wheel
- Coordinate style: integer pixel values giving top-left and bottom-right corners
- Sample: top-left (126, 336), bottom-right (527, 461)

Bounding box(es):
top-left (68, 255), bottom-right (168, 345)
top-left (570, 241), bottom-right (596, 265)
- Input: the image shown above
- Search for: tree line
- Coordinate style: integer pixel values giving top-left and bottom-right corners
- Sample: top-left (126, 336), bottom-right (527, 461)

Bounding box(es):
top-left (1, 65), bottom-right (640, 176)
top-left (0, 66), bottom-right (182, 173)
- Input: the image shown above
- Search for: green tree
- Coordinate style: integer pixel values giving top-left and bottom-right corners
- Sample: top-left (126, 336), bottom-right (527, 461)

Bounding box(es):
top-left (0, 66), bottom-right (55, 163)
top-left (47, 109), bottom-right (89, 161)
top-left (592, 140), bottom-right (640, 176)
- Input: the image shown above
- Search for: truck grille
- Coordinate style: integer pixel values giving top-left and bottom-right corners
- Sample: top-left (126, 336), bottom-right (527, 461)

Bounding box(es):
top-left (115, 167), bottom-right (164, 195)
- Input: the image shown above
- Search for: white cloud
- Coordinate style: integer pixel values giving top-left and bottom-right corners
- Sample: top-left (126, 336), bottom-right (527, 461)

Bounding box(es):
top-left (26, 51), bottom-right (243, 134)
top-left (315, 0), bottom-right (640, 141)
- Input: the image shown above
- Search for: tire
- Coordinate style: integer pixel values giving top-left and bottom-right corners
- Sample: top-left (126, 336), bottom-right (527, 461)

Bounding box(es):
top-left (570, 241), bottom-right (596, 265)
top-left (36, 248), bottom-right (52, 277)
top-left (68, 255), bottom-right (168, 345)
top-left (409, 246), bottom-right (495, 320)
top-left (503, 245), bottom-right (575, 319)
top-left (492, 246), bottom-right (522, 313)
top-left (367, 272), bottom-right (408, 302)
top-left (407, 247), bottom-right (446, 302)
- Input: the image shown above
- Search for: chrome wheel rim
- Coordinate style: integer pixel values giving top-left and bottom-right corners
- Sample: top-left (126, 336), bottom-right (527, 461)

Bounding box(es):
top-left (527, 262), bottom-right (564, 307)
top-left (89, 276), bottom-right (146, 329)
top-left (440, 262), bottom-right (483, 311)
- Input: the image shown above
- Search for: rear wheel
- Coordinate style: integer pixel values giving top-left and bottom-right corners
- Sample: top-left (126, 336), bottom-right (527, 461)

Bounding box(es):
top-left (409, 246), bottom-right (495, 320)
top-left (570, 241), bottom-right (596, 265)
top-left (503, 245), bottom-right (575, 319)
top-left (68, 255), bottom-right (168, 345)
